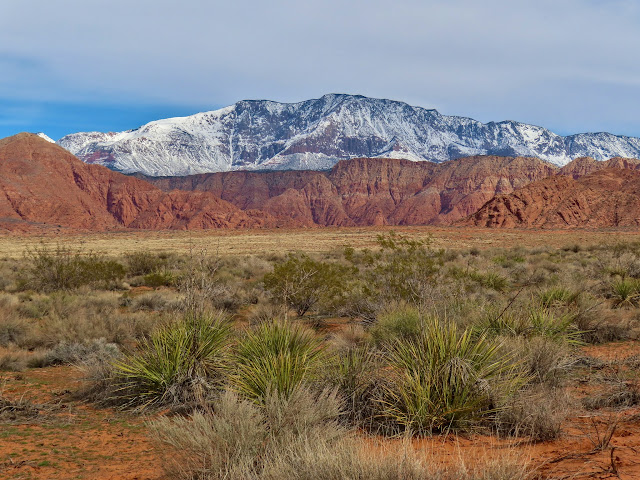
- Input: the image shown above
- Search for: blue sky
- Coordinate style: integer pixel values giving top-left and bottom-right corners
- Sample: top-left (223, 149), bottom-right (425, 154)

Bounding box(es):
top-left (1, 0), bottom-right (640, 140)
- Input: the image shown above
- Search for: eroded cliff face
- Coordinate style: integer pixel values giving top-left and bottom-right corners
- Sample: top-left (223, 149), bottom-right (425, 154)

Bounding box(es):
top-left (4, 133), bottom-right (639, 232)
top-left (558, 156), bottom-right (640, 179)
top-left (0, 133), bottom-right (270, 231)
top-left (465, 168), bottom-right (640, 228)
top-left (143, 155), bottom-right (557, 227)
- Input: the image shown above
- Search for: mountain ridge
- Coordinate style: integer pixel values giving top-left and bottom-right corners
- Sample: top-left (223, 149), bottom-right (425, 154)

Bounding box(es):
top-left (57, 94), bottom-right (640, 176)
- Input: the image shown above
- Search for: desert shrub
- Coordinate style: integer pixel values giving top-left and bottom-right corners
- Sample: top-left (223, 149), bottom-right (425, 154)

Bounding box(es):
top-left (150, 388), bottom-right (443, 480)
top-left (370, 304), bottom-right (423, 345)
top-left (131, 292), bottom-right (181, 312)
top-left (124, 251), bottom-right (171, 276)
top-left (527, 307), bottom-right (582, 346)
top-left (494, 386), bottom-right (570, 441)
top-left (500, 336), bottom-right (572, 386)
top-left (366, 233), bottom-right (442, 305)
top-left (324, 344), bottom-right (382, 427)
top-left (610, 278), bottom-right (640, 307)
top-left (151, 390), bottom-right (267, 478)
top-left (142, 271), bottom-right (175, 288)
top-left (0, 350), bottom-right (37, 372)
top-left (114, 311), bottom-right (232, 409)
top-left (539, 287), bottom-right (579, 308)
top-left (582, 365), bottom-right (640, 410)
top-left (263, 253), bottom-right (353, 317)
top-left (473, 309), bottom-right (529, 338)
top-left (583, 384), bottom-right (640, 410)
top-left (231, 322), bottom-right (325, 402)
top-left (247, 302), bottom-right (284, 325)
top-left (467, 271), bottom-right (510, 292)
top-left (381, 317), bottom-right (524, 434)
top-left (0, 316), bottom-right (29, 347)
top-left (13, 293), bottom-right (158, 349)
top-left (20, 244), bottom-right (126, 292)
top-left (30, 338), bottom-right (120, 368)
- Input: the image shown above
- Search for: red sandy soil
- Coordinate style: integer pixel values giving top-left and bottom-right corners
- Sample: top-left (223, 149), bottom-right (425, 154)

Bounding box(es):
top-left (0, 341), bottom-right (638, 479)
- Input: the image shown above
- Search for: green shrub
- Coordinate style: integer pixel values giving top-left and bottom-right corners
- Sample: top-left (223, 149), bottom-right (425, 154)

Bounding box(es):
top-left (382, 317), bottom-right (524, 434)
top-left (263, 254), bottom-right (353, 317)
top-left (473, 310), bottom-right (529, 338)
top-left (114, 311), bottom-right (232, 409)
top-left (20, 244), bottom-right (126, 292)
top-left (142, 270), bottom-right (175, 288)
top-left (370, 305), bottom-right (423, 345)
top-left (467, 271), bottom-right (509, 292)
top-left (368, 232), bottom-right (442, 304)
top-left (231, 322), bottom-right (325, 402)
top-left (124, 251), bottom-right (171, 276)
top-left (539, 287), bottom-right (578, 308)
top-left (610, 278), bottom-right (640, 307)
top-left (527, 308), bottom-right (582, 346)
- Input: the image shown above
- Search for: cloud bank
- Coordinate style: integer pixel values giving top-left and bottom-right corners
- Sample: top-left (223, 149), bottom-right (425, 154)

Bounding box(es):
top-left (1, 0), bottom-right (639, 138)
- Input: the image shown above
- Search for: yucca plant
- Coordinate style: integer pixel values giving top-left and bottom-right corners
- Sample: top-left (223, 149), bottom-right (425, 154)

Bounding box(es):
top-left (473, 310), bottom-right (529, 338)
top-left (611, 278), bottom-right (640, 308)
top-left (527, 308), bottom-right (583, 346)
top-left (231, 322), bottom-right (325, 403)
top-left (539, 287), bottom-right (579, 308)
top-left (114, 311), bottom-right (232, 408)
top-left (382, 317), bottom-right (524, 434)
top-left (327, 344), bottom-right (381, 426)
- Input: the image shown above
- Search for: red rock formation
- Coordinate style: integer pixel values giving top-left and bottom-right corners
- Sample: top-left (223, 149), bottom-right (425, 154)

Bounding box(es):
top-left (465, 168), bottom-right (640, 228)
top-left (5, 133), bottom-right (639, 231)
top-left (0, 133), bottom-right (269, 231)
top-left (144, 156), bottom-right (557, 227)
top-left (558, 156), bottom-right (640, 179)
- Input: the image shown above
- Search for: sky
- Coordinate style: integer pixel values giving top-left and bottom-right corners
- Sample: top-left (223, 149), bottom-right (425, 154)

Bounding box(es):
top-left (1, 0), bottom-right (640, 140)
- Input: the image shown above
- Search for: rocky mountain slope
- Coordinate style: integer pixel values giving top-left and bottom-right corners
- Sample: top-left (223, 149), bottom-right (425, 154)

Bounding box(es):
top-left (58, 94), bottom-right (640, 176)
top-left (0, 133), bottom-right (271, 231)
top-left (143, 155), bottom-right (557, 227)
top-left (465, 168), bottom-right (640, 228)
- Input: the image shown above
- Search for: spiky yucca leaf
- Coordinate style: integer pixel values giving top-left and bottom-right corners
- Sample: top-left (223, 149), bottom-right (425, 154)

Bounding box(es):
top-left (527, 308), bottom-right (583, 346)
top-left (231, 322), bottom-right (324, 402)
top-left (383, 318), bottom-right (523, 434)
top-left (115, 312), bottom-right (232, 408)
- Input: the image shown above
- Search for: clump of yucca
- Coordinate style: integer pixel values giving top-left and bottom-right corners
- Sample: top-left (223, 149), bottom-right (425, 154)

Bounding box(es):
top-left (231, 322), bottom-right (325, 403)
top-left (382, 317), bottom-right (524, 434)
top-left (114, 311), bottom-right (232, 409)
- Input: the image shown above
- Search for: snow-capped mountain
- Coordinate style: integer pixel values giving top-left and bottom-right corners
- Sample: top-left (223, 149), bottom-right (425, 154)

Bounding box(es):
top-left (35, 132), bottom-right (56, 143)
top-left (58, 94), bottom-right (640, 176)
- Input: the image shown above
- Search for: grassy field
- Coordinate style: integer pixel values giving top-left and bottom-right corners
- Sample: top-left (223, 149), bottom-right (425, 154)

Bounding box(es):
top-left (1, 226), bottom-right (639, 258)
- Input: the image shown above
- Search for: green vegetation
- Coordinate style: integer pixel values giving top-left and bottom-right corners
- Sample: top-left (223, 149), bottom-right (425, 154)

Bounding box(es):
top-left (232, 322), bottom-right (325, 402)
top-left (1, 234), bottom-right (639, 478)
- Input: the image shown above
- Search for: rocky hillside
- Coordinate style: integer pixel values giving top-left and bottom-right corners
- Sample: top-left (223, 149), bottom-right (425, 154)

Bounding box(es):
top-left (58, 94), bottom-right (640, 176)
top-left (465, 168), bottom-right (640, 228)
top-left (143, 155), bottom-right (557, 227)
top-left (0, 133), bottom-right (272, 231)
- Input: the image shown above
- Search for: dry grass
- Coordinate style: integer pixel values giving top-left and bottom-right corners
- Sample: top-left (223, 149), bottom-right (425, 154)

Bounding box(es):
top-left (1, 226), bottom-right (638, 258)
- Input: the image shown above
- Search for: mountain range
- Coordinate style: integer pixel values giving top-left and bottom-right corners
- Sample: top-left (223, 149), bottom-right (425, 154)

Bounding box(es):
top-left (2, 133), bottom-right (640, 232)
top-left (57, 94), bottom-right (640, 176)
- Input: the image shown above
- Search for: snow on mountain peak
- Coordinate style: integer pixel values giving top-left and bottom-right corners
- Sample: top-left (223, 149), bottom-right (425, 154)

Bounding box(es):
top-left (35, 132), bottom-right (56, 143)
top-left (57, 94), bottom-right (640, 176)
